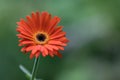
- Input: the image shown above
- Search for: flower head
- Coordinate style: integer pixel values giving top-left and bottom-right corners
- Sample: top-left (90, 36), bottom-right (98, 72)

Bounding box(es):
top-left (16, 11), bottom-right (69, 59)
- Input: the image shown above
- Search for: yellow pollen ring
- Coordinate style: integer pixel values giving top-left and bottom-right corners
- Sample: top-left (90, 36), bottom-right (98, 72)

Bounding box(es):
top-left (33, 32), bottom-right (49, 45)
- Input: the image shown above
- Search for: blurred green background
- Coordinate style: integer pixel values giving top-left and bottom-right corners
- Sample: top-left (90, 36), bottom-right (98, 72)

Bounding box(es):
top-left (0, 0), bottom-right (120, 80)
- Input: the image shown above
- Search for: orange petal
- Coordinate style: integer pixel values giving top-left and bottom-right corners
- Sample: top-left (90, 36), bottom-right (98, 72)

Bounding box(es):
top-left (44, 44), bottom-right (53, 51)
top-left (19, 19), bottom-right (33, 34)
top-left (50, 32), bottom-right (66, 39)
top-left (48, 51), bottom-right (54, 57)
top-left (39, 12), bottom-right (47, 31)
top-left (26, 46), bottom-right (35, 52)
top-left (26, 16), bottom-right (36, 32)
top-left (47, 16), bottom-right (61, 34)
top-left (43, 47), bottom-right (48, 55)
top-left (41, 12), bottom-right (48, 28)
top-left (55, 51), bottom-right (62, 58)
top-left (44, 13), bottom-right (51, 32)
top-left (39, 46), bottom-right (48, 57)
top-left (50, 26), bottom-right (63, 36)
top-left (56, 46), bottom-right (64, 50)
top-left (19, 41), bottom-right (34, 46)
top-left (21, 47), bottom-right (27, 52)
top-left (48, 40), bottom-right (67, 46)
top-left (18, 29), bottom-right (33, 38)
top-left (31, 12), bottom-right (36, 25)
top-left (30, 53), bottom-right (34, 59)
top-left (52, 37), bottom-right (69, 43)
top-left (45, 44), bottom-right (59, 51)
top-left (17, 34), bottom-right (33, 40)
top-left (31, 46), bottom-right (39, 55)
top-left (35, 51), bottom-right (41, 58)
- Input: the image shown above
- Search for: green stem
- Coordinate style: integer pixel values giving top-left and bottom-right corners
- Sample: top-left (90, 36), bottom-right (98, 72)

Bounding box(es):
top-left (30, 57), bottom-right (40, 80)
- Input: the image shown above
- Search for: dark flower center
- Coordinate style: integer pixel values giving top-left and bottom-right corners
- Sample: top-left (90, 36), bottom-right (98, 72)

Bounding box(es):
top-left (36, 34), bottom-right (46, 42)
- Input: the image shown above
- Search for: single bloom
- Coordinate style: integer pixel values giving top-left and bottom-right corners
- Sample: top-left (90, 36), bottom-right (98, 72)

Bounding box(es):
top-left (16, 11), bottom-right (69, 59)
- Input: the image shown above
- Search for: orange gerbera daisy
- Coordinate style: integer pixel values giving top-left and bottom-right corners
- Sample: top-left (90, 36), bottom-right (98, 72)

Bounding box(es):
top-left (16, 11), bottom-right (69, 59)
